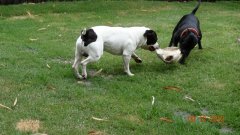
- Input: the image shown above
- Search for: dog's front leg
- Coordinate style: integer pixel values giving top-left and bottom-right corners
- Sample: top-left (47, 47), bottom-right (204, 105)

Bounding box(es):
top-left (80, 55), bottom-right (101, 79)
top-left (198, 40), bottom-right (202, 49)
top-left (123, 55), bottom-right (134, 76)
top-left (169, 34), bottom-right (179, 47)
top-left (131, 53), bottom-right (142, 63)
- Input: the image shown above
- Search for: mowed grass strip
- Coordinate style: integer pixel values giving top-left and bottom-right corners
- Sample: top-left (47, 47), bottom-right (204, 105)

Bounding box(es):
top-left (0, 1), bottom-right (240, 134)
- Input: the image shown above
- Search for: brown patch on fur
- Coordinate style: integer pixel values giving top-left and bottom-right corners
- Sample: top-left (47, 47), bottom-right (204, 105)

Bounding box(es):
top-left (165, 56), bottom-right (173, 61)
top-left (16, 119), bottom-right (40, 133)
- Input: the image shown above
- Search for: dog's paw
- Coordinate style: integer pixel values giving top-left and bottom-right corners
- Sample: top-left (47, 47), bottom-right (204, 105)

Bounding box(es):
top-left (134, 58), bottom-right (142, 63)
top-left (179, 61), bottom-right (185, 65)
top-left (127, 72), bottom-right (135, 76)
top-left (82, 75), bottom-right (87, 80)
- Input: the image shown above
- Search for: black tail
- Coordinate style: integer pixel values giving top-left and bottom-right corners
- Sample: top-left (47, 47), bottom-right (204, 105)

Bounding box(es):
top-left (191, 0), bottom-right (201, 14)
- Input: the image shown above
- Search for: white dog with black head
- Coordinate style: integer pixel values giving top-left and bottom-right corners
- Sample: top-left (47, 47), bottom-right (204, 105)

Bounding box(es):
top-left (72, 26), bottom-right (159, 79)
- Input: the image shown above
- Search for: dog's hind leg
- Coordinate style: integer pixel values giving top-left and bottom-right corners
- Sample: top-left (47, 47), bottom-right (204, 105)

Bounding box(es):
top-left (72, 46), bottom-right (83, 79)
top-left (131, 52), bottom-right (142, 63)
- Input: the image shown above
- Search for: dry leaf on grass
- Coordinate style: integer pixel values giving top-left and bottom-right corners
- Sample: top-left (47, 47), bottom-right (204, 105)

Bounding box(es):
top-left (184, 95), bottom-right (195, 102)
top-left (13, 97), bottom-right (18, 107)
top-left (16, 119), bottom-right (40, 133)
top-left (31, 133), bottom-right (48, 135)
top-left (160, 117), bottom-right (174, 123)
top-left (184, 95), bottom-right (201, 105)
top-left (47, 85), bottom-right (56, 90)
top-left (151, 96), bottom-right (155, 105)
top-left (37, 28), bottom-right (47, 31)
top-left (46, 64), bottom-right (51, 69)
top-left (237, 38), bottom-right (240, 43)
top-left (92, 69), bottom-right (103, 77)
top-left (88, 130), bottom-right (104, 135)
top-left (92, 116), bottom-right (108, 122)
top-left (163, 86), bottom-right (181, 92)
top-left (26, 11), bottom-right (34, 18)
top-left (29, 38), bottom-right (38, 41)
top-left (0, 103), bottom-right (12, 110)
top-left (198, 115), bottom-right (211, 119)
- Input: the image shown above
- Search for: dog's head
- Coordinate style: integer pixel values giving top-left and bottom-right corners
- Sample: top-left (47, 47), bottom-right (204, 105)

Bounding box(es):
top-left (143, 30), bottom-right (159, 51)
top-left (179, 31), bottom-right (198, 57)
top-left (81, 28), bottom-right (97, 46)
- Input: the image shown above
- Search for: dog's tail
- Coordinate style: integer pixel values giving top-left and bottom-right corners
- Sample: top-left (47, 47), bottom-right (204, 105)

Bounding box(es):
top-left (191, 0), bottom-right (201, 15)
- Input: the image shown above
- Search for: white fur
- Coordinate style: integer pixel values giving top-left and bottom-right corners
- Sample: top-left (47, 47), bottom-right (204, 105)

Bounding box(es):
top-left (72, 26), bottom-right (159, 79)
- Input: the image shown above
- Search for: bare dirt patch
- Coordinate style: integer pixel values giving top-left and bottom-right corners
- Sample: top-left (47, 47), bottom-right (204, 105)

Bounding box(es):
top-left (220, 126), bottom-right (234, 134)
top-left (8, 11), bottom-right (35, 20)
top-left (16, 119), bottom-right (41, 133)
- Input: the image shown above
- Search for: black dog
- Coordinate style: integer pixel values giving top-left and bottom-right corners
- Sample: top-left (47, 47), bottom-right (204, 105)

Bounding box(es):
top-left (169, 0), bottom-right (202, 64)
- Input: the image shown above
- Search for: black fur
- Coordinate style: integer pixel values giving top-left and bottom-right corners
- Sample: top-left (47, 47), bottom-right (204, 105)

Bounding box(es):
top-left (81, 29), bottom-right (97, 46)
top-left (143, 30), bottom-right (158, 45)
top-left (169, 0), bottom-right (202, 64)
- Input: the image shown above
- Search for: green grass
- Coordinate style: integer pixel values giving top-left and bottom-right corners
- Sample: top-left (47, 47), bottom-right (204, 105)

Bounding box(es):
top-left (0, 1), bottom-right (240, 135)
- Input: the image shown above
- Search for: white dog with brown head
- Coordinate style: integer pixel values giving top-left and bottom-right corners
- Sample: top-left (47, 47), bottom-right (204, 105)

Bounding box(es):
top-left (72, 26), bottom-right (159, 79)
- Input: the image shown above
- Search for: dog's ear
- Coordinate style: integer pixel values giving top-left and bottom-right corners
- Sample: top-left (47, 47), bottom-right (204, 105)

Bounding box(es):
top-left (81, 29), bottom-right (97, 46)
top-left (81, 28), bottom-right (87, 35)
top-left (143, 30), bottom-right (158, 45)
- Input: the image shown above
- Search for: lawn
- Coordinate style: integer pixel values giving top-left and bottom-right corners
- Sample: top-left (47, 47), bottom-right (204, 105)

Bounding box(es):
top-left (0, 1), bottom-right (240, 135)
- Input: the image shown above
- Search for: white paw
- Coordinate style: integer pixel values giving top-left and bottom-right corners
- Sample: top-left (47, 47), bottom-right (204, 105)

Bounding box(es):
top-left (127, 72), bottom-right (135, 76)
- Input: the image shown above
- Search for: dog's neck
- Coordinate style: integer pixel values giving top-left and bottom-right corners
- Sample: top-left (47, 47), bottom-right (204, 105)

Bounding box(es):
top-left (180, 28), bottom-right (199, 38)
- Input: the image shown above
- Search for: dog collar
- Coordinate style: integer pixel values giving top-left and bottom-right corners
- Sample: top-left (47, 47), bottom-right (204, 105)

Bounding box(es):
top-left (180, 28), bottom-right (199, 38)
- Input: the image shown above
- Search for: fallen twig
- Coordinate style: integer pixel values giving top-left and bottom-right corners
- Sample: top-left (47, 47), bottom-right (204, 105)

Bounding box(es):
top-left (92, 116), bottom-right (108, 122)
top-left (184, 95), bottom-right (195, 102)
top-left (0, 103), bottom-right (12, 110)
top-left (163, 86), bottom-right (181, 92)
top-left (29, 38), bottom-right (38, 41)
top-left (151, 96), bottom-right (155, 106)
top-left (38, 28), bottom-right (47, 31)
top-left (92, 69), bottom-right (103, 77)
top-left (46, 64), bottom-right (51, 69)
top-left (160, 117), bottom-right (174, 123)
top-left (13, 97), bottom-right (18, 107)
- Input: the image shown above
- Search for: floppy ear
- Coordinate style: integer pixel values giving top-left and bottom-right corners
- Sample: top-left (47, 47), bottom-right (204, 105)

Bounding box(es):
top-left (81, 29), bottom-right (97, 46)
top-left (81, 28), bottom-right (87, 35)
top-left (143, 30), bottom-right (158, 45)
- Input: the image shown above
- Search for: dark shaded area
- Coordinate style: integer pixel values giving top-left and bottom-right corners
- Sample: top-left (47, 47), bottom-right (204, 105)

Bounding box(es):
top-left (0, 0), bottom-right (45, 5)
top-left (168, 0), bottom-right (216, 2)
